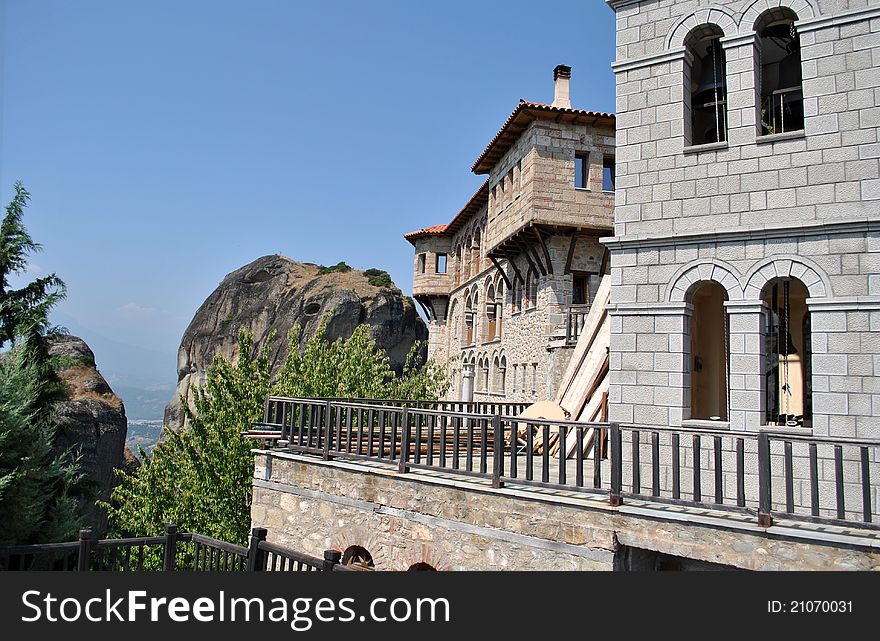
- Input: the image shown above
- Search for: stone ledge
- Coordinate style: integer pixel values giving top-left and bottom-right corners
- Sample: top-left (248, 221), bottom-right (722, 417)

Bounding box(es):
top-left (601, 217), bottom-right (880, 251)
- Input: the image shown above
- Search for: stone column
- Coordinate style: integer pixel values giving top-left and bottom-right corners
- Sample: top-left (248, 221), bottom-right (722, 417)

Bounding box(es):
top-left (725, 300), bottom-right (767, 431)
top-left (720, 32), bottom-right (759, 146)
top-left (461, 362), bottom-right (475, 403)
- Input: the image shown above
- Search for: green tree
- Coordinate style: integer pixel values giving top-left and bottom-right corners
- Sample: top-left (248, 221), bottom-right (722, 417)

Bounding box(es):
top-left (1, 182), bottom-right (66, 348)
top-left (0, 182), bottom-right (82, 545)
top-left (106, 319), bottom-right (449, 544)
top-left (105, 331), bottom-right (271, 544)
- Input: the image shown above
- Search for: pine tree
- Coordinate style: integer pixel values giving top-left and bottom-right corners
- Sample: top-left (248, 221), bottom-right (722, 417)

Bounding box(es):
top-left (1, 182), bottom-right (66, 348)
top-left (0, 182), bottom-right (83, 545)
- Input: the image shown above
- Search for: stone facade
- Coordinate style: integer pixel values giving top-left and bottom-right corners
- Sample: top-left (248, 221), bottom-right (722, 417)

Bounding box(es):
top-left (251, 451), bottom-right (880, 571)
top-left (406, 68), bottom-right (615, 403)
top-left (605, 0), bottom-right (880, 437)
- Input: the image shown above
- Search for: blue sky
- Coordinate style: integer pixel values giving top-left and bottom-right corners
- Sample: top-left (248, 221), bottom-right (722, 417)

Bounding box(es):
top-left (1, 0), bottom-right (615, 389)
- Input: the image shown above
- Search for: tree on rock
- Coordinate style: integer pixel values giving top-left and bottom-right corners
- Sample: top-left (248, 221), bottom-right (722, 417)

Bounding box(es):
top-left (106, 319), bottom-right (449, 544)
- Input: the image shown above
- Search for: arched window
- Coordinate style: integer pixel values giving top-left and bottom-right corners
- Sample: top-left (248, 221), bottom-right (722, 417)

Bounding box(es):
top-left (525, 268), bottom-right (538, 309)
top-left (511, 276), bottom-right (522, 313)
top-left (486, 283), bottom-right (497, 341)
top-left (763, 277), bottom-right (811, 427)
top-left (686, 25), bottom-right (728, 145)
top-left (341, 545), bottom-right (375, 569)
top-left (689, 282), bottom-right (729, 421)
top-left (755, 8), bottom-right (803, 136)
top-left (499, 355), bottom-right (507, 395)
top-left (480, 357), bottom-right (489, 392)
top-left (407, 562), bottom-right (437, 571)
top-left (472, 229), bottom-right (482, 276)
top-left (464, 293), bottom-right (474, 344)
top-left (495, 280), bottom-right (504, 338)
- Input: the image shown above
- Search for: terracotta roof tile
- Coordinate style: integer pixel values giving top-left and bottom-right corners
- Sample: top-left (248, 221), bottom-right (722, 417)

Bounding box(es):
top-left (403, 223), bottom-right (448, 241)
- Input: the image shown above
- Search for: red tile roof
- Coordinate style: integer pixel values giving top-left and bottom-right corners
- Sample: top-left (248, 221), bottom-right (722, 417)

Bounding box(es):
top-left (444, 180), bottom-right (489, 236)
top-left (404, 180), bottom-right (489, 245)
top-left (471, 100), bottom-right (615, 174)
top-left (403, 223), bottom-right (448, 240)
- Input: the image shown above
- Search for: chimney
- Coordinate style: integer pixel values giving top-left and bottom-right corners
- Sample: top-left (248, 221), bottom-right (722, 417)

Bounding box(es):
top-left (552, 65), bottom-right (571, 109)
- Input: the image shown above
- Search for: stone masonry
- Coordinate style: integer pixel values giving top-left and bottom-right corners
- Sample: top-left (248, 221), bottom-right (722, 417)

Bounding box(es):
top-left (407, 68), bottom-right (615, 403)
top-left (605, 0), bottom-right (880, 439)
top-left (251, 451), bottom-right (880, 571)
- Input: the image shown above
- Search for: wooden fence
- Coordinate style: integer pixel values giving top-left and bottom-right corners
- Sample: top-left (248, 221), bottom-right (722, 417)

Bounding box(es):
top-left (0, 525), bottom-right (349, 572)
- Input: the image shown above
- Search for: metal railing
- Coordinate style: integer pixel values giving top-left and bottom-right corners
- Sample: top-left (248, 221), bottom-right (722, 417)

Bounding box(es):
top-left (760, 86), bottom-right (804, 136)
top-left (0, 524), bottom-right (346, 572)
top-left (247, 397), bottom-right (880, 531)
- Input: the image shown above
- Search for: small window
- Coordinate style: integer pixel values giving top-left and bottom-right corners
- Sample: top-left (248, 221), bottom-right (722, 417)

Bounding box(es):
top-left (572, 271), bottom-right (597, 306)
top-left (602, 157), bottom-right (615, 192)
top-left (436, 254), bottom-right (447, 273)
top-left (574, 153), bottom-right (589, 189)
top-left (417, 254), bottom-right (426, 274)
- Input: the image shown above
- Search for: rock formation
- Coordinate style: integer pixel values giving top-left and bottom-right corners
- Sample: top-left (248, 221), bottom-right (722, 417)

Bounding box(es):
top-left (165, 255), bottom-right (428, 428)
top-left (48, 335), bottom-right (134, 534)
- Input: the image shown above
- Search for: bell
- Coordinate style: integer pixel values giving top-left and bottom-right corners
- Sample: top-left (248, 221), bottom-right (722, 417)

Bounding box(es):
top-left (772, 331), bottom-right (798, 355)
top-left (693, 41), bottom-right (726, 102)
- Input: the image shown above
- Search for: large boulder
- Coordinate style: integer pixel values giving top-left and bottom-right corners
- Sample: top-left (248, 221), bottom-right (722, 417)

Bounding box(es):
top-left (48, 335), bottom-right (132, 535)
top-left (164, 255), bottom-right (427, 428)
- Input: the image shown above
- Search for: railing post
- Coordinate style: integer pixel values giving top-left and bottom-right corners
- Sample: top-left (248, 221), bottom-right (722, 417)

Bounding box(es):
top-left (323, 399), bottom-right (333, 461)
top-left (758, 432), bottom-right (773, 527)
top-left (609, 423), bottom-right (622, 507)
top-left (399, 407), bottom-right (410, 473)
top-left (77, 528), bottom-right (92, 571)
top-left (492, 414), bottom-right (504, 489)
top-left (323, 549), bottom-right (342, 571)
top-left (162, 524), bottom-right (178, 571)
top-left (247, 527), bottom-right (268, 572)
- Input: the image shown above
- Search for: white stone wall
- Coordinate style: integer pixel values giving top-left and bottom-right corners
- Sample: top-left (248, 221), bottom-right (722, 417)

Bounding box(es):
top-left (607, 0), bottom-right (880, 438)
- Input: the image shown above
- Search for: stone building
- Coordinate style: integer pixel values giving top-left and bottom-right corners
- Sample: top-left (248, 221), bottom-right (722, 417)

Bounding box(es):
top-left (406, 66), bottom-right (616, 403)
top-left (248, 1), bottom-right (880, 572)
top-left (605, 0), bottom-right (880, 438)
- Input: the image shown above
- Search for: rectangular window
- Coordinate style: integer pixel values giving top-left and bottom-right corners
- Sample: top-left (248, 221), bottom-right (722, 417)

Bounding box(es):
top-left (572, 271), bottom-right (592, 306)
top-left (574, 153), bottom-right (589, 189)
top-left (436, 253), bottom-right (447, 273)
top-left (531, 363), bottom-right (538, 395)
top-left (417, 254), bottom-right (426, 274)
top-left (602, 157), bottom-right (615, 192)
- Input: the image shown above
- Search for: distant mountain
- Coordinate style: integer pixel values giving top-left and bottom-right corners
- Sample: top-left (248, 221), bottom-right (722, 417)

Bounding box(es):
top-left (52, 312), bottom-right (176, 421)
top-left (113, 385), bottom-right (175, 421)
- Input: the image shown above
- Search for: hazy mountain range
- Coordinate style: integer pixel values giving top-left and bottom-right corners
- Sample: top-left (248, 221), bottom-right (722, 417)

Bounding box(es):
top-left (53, 312), bottom-right (176, 421)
